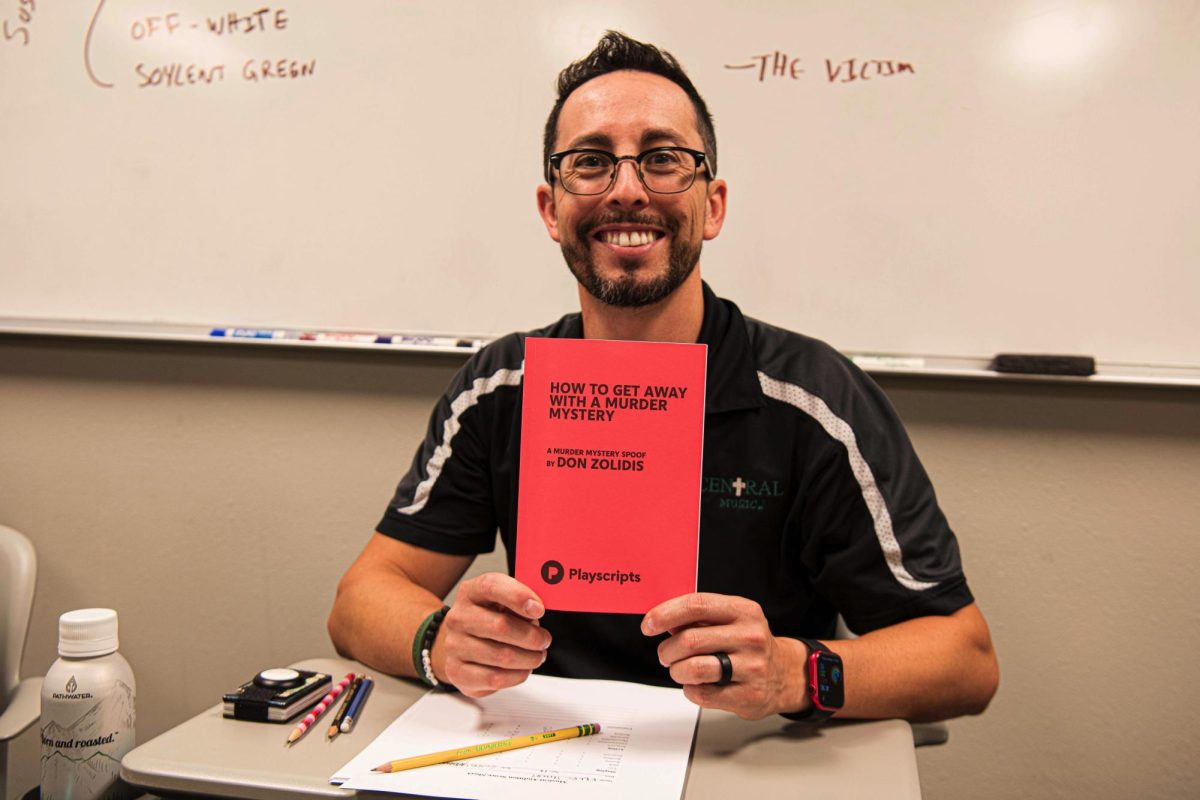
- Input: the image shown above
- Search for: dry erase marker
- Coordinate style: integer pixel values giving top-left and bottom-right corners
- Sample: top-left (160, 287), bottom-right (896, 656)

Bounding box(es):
top-left (377, 335), bottom-right (474, 348)
top-left (210, 328), bottom-right (289, 339)
top-left (850, 355), bottom-right (926, 369)
top-left (372, 722), bottom-right (600, 772)
top-left (299, 332), bottom-right (382, 344)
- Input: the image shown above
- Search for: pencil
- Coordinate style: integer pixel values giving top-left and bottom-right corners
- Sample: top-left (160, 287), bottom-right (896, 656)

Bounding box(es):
top-left (339, 676), bottom-right (373, 733)
top-left (286, 672), bottom-right (354, 745)
top-left (327, 675), bottom-right (363, 739)
top-left (371, 722), bottom-right (601, 773)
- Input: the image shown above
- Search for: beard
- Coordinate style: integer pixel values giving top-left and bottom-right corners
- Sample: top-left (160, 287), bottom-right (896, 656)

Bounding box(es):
top-left (560, 211), bottom-right (702, 308)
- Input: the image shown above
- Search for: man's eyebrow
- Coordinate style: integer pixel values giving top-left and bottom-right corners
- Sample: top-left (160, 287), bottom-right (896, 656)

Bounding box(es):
top-left (640, 128), bottom-right (690, 148)
top-left (565, 133), bottom-right (614, 150)
top-left (563, 128), bottom-right (695, 152)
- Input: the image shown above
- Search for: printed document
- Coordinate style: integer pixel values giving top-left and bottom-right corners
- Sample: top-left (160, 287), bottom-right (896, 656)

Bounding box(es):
top-left (333, 674), bottom-right (699, 800)
top-left (515, 336), bottom-right (707, 613)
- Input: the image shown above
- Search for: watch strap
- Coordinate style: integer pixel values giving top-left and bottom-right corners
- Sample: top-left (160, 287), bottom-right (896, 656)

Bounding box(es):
top-left (782, 637), bottom-right (837, 722)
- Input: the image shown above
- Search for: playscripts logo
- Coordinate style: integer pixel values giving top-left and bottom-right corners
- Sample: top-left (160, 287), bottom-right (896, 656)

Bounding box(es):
top-left (539, 559), bottom-right (640, 586)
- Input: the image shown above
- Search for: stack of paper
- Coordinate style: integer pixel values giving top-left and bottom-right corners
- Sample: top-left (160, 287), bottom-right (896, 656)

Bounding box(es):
top-left (333, 675), bottom-right (699, 800)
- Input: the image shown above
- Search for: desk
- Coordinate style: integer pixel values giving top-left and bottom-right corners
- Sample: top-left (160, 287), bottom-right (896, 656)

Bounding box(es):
top-left (121, 658), bottom-right (922, 800)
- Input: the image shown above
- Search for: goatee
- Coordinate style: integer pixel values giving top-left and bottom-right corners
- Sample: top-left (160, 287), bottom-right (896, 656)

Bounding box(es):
top-left (561, 212), bottom-right (701, 308)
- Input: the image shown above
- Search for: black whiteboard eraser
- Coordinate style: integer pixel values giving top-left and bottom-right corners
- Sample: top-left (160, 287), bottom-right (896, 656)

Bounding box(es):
top-left (988, 354), bottom-right (1096, 376)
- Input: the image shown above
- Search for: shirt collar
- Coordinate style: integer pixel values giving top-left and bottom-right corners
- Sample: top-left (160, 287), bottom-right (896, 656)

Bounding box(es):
top-left (696, 281), bottom-right (765, 415)
top-left (549, 282), bottom-right (764, 415)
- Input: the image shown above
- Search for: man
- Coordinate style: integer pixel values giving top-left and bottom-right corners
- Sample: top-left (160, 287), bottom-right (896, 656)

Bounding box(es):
top-left (329, 32), bottom-right (998, 722)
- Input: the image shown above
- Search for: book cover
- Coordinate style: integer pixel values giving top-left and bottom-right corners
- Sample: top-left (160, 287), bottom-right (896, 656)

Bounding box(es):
top-left (515, 337), bottom-right (707, 614)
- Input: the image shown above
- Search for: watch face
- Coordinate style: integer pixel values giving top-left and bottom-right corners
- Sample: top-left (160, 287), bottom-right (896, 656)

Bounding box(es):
top-left (814, 652), bottom-right (845, 710)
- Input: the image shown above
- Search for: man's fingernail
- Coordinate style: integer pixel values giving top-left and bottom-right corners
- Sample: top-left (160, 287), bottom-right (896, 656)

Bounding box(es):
top-left (539, 650), bottom-right (548, 665)
top-left (642, 619), bottom-right (657, 636)
top-left (524, 599), bottom-right (544, 617)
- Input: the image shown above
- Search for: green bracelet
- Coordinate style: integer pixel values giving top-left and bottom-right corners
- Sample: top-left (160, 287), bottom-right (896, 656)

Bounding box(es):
top-left (411, 609), bottom-right (440, 680)
top-left (418, 607), bottom-right (451, 687)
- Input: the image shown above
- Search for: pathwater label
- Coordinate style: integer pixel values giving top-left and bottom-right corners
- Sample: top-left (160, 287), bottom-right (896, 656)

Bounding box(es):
top-left (40, 675), bottom-right (136, 800)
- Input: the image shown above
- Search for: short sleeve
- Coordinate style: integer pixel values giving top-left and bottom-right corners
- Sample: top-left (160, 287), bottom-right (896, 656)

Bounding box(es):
top-left (794, 367), bottom-right (974, 633)
top-left (376, 357), bottom-right (518, 555)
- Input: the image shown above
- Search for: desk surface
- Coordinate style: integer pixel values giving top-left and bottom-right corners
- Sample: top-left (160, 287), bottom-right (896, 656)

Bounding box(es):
top-left (121, 658), bottom-right (922, 800)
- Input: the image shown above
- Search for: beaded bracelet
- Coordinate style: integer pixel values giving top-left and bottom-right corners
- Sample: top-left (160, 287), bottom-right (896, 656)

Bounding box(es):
top-left (412, 606), bottom-right (451, 688)
top-left (410, 609), bottom-right (438, 680)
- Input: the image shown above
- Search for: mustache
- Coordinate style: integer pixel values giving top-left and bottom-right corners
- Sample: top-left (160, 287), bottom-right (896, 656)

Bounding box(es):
top-left (577, 211), bottom-right (678, 238)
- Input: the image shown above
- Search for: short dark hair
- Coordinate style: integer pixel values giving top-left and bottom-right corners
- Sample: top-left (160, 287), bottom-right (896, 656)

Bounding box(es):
top-left (542, 31), bottom-right (718, 182)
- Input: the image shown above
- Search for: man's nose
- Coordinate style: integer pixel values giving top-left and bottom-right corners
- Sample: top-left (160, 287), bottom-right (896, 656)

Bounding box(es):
top-left (606, 159), bottom-right (649, 206)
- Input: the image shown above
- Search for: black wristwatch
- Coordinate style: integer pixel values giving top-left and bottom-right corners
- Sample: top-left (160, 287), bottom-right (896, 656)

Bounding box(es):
top-left (783, 638), bottom-right (845, 722)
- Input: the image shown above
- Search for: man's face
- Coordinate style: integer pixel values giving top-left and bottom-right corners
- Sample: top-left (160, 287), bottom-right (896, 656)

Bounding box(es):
top-left (536, 70), bottom-right (726, 308)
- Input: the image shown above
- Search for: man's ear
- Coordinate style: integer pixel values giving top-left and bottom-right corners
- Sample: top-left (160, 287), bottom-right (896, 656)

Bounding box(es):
top-left (703, 179), bottom-right (727, 241)
top-left (536, 184), bottom-right (561, 243)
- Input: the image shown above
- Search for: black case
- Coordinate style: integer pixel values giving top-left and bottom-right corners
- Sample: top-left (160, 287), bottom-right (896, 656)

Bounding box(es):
top-left (222, 670), bottom-right (331, 723)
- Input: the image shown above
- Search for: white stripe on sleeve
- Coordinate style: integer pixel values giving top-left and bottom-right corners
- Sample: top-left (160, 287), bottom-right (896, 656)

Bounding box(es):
top-left (397, 366), bottom-right (524, 515)
top-left (758, 371), bottom-right (938, 592)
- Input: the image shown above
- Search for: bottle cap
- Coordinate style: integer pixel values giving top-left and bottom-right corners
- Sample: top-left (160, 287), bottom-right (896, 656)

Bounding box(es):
top-left (58, 608), bottom-right (119, 657)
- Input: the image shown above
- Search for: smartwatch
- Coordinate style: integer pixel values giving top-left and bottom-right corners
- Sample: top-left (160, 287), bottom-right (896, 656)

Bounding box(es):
top-left (784, 638), bottom-right (844, 722)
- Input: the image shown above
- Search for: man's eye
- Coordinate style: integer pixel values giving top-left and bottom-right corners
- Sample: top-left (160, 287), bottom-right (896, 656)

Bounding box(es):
top-left (646, 151), bottom-right (683, 167)
top-left (648, 152), bottom-right (686, 172)
top-left (573, 155), bottom-right (609, 170)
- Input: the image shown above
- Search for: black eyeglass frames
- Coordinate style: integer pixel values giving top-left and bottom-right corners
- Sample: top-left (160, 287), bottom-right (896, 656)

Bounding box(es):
top-left (546, 147), bottom-right (710, 195)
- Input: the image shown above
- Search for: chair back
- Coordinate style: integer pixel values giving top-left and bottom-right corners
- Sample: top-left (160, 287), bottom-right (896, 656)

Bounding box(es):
top-left (0, 526), bottom-right (37, 710)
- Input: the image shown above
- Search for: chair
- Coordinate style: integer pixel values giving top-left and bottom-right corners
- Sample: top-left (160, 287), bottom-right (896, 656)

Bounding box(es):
top-left (0, 526), bottom-right (40, 800)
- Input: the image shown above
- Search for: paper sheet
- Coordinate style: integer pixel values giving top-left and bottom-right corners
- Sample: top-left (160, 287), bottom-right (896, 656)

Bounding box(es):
top-left (333, 675), bottom-right (699, 800)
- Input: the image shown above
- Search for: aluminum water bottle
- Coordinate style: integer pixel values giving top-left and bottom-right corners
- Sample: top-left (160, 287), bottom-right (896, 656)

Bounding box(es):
top-left (39, 609), bottom-right (136, 800)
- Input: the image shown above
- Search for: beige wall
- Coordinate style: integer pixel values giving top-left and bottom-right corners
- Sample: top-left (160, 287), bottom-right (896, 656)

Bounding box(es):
top-left (2, 335), bottom-right (1197, 799)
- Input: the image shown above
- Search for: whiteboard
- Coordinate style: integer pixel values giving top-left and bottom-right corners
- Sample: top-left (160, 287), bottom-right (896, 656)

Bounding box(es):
top-left (2, 0), bottom-right (1197, 367)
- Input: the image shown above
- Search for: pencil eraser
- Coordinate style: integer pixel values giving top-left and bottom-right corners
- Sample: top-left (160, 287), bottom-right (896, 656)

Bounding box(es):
top-left (988, 354), bottom-right (1096, 377)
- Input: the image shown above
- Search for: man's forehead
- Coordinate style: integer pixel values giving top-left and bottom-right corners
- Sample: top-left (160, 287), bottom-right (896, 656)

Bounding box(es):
top-left (555, 69), bottom-right (700, 150)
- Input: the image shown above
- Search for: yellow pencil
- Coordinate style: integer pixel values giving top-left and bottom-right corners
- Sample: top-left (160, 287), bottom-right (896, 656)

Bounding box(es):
top-left (371, 722), bottom-right (601, 773)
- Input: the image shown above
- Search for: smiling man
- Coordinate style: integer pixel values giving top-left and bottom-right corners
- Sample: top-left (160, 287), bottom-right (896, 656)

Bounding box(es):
top-left (538, 69), bottom-right (720, 321)
top-left (329, 32), bottom-right (999, 723)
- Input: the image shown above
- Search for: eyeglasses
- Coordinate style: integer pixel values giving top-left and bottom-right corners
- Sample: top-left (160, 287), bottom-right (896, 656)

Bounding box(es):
top-left (546, 147), bottom-right (710, 195)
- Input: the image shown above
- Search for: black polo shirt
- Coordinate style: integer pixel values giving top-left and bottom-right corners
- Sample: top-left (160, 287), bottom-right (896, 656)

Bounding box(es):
top-left (379, 283), bottom-right (973, 686)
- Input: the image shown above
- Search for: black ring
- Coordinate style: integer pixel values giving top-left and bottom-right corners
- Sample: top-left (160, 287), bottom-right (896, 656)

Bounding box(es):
top-left (714, 652), bottom-right (733, 686)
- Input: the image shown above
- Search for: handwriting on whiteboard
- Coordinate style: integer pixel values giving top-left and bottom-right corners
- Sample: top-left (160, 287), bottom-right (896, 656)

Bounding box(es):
top-left (1, 0), bottom-right (36, 47)
top-left (725, 52), bottom-right (915, 85)
top-left (84, 2), bottom-right (315, 89)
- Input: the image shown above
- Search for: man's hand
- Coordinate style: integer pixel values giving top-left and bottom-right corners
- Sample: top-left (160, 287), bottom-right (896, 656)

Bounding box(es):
top-left (642, 593), bottom-right (808, 720)
top-left (432, 572), bottom-right (551, 698)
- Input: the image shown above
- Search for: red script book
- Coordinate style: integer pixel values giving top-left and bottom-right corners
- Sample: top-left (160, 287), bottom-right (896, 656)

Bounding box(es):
top-left (515, 337), bottom-right (707, 614)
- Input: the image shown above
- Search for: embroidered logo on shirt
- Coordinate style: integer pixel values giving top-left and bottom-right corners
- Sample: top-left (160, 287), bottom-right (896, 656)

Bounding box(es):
top-left (701, 475), bottom-right (784, 512)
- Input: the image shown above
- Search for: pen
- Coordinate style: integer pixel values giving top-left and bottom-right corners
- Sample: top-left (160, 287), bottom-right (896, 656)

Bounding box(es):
top-left (371, 722), bottom-right (601, 773)
top-left (339, 676), bottom-right (373, 733)
top-left (286, 672), bottom-right (354, 745)
top-left (209, 328), bottom-right (289, 339)
top-left (327, 675), bottom-right (363, 739)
